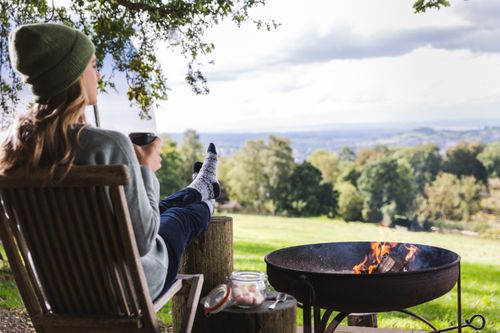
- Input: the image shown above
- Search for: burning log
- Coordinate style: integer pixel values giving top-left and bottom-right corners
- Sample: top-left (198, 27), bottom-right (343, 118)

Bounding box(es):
top-left (374, 253), bottom-right (409, 273)
top-left (352, 242), bottom-right (419, 274)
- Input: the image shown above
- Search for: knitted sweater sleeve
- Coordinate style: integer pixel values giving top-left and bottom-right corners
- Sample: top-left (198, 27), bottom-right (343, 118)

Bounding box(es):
top-left (74, 127), bottom-right (160, 256)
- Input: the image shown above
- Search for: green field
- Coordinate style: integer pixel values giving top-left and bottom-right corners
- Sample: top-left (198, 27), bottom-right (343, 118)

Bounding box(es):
top-left (1, 214), bottom-right (499, 332)
top-left (230, 214), bottom-right (499, 333)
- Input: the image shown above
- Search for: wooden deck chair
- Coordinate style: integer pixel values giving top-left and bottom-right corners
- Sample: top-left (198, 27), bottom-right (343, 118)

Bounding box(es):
top-left (0, 165), bottom-right (203, 333)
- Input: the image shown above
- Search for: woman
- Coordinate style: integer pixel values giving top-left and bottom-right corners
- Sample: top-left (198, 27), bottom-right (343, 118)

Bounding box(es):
top-left (0, 23), bottom-right (219, 301)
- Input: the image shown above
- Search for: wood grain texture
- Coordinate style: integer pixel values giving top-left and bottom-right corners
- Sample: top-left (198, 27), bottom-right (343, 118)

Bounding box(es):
top-left (173, 216), bottom-right (233, 333)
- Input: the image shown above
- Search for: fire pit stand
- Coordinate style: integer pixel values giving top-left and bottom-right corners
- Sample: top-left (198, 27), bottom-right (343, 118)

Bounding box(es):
top-left (297, 262), bottom-right (486, 333)
top-left (265, 242), bottom-right (487, 333)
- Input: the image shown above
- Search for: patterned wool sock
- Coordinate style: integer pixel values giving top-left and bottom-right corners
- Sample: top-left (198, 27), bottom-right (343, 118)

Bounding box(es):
top-left (188, 143), bottom-right (220, 200)
top-left (203, 199), bottom-right (215, 215)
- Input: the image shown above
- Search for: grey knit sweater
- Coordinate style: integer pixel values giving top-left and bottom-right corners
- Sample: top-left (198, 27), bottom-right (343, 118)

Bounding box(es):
top-left (72, 126), bottom-right (168, 300)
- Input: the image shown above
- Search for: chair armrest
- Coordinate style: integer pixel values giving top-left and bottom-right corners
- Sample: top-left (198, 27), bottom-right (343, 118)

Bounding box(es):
top-left (152, 274), bottom-right (204, 313)
top-left (153, 279), bottom-right (183, 312)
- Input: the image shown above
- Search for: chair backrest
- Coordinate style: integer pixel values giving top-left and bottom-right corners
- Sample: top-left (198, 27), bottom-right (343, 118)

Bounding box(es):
top-left (0, 165), bottom-right (160, 333)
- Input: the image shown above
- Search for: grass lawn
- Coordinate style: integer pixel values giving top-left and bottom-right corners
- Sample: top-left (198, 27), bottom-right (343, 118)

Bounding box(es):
top-left (230, 214), bottom-right (499, 333)
top-left (1, 214), bottom-right (499, 332)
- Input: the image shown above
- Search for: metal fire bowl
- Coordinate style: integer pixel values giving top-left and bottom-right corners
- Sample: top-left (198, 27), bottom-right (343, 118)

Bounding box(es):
top-left (265, 242), bottom-right (460, 313)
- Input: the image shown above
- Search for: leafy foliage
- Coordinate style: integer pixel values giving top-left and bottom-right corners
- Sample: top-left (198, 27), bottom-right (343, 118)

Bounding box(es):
top-left (307, 149), bottom-right (340, 185)
top-left (337, 181), bottom-right (363, 222)
top-left (227, 139), bottom-right (268, 213)
top-left (413, 0), bottom-right (450, 13)
top-left (156, 137), bottom-right (184, 196)
top-left (355, 145), bottom-right (391, 169)
top-left (442, 141), bottom-right (488, 183)
top-left (0, 0), bottom-right (276, 127)
top-left (263, 136), bottom-right (295, 214)
top-left (357, 157), bottom-right (417, 221)
top-left (478, 142), bottom-right (500, 178)
top-left (419, 173), bottom-right (482, 222)
top-left (177, 129), bottom-right (204, 183)
top-left (281, 161), bottom-right (337, 217)
top-left (393, 143), bottom-right (442, 192)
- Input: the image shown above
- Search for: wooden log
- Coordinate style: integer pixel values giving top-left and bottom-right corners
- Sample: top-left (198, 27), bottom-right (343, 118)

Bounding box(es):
top-left (173, 216), bottom-right (233, 333)
top-left (203, 297), bottom-right (297, 333)
top-left (348, 313), bottom-right (378, 328)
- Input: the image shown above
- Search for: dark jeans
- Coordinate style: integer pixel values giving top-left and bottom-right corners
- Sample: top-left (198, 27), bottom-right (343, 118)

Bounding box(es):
top-left (155, 188), bottom-right (210, 300)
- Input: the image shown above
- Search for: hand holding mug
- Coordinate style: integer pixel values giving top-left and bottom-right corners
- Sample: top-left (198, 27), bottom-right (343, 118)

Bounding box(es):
top-left (129, 132), bottom-right (161, 172)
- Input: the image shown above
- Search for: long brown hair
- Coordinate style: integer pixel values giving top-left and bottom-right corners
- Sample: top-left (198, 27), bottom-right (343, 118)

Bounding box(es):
top-left (0, 79), bottom-right (89, 180)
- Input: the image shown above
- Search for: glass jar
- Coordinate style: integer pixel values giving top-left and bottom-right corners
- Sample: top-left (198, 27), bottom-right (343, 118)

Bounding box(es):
top-left (201, 271), bottom-right (269, 316)
top-left (229, 271), bottom-right (268, 308)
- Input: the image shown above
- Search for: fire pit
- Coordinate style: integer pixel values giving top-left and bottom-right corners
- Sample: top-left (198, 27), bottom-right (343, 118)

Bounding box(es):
top-left (265, 241), bottom-right (486, 333)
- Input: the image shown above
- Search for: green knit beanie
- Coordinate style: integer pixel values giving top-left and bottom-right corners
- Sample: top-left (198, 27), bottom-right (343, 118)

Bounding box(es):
top-left (9, 23), bottom-right (95, 98)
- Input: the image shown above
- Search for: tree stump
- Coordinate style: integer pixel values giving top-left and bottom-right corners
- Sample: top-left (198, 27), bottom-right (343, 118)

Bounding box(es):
top-left (173, 216), bottom-right (233, 333)
top-left (347, 313), bottom-right (378, 327)
top-left (203, 297), bottom-right (297, 333)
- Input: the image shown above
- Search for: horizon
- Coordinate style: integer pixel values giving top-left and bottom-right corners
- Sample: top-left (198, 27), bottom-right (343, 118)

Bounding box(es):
top-left (155, 118), bottom-right (500, 135)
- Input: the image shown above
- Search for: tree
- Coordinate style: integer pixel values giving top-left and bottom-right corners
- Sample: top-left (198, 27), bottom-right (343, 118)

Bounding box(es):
top-left (216, 155), bottom-right (236, 204)
top-left (307, 149), bottom-right (340, 185)
top-left (337, 181), bottom-right (363, 222)
top-left (355, 145), bottom-right (391, 169)
top-left (357, 157), bottom-right (417, 221)
top-left (393, 143), bottom-right (442, 192)
top-left (227, 140), bottom-right (268, 213)
top-left (339, 146), bottom-right (356, 162)
top-left (442, 142), bottom-right (488, 184)
top-left (420, 172), bottom-right (481, 222)
top-left (263, 136), bottom-right (295, 214)
top-left (478, 142), bottom-right (500, 178)
top-left (281, 161), bottom-right (337, 217)
top-left (178, 129), bottom-right (204, 183)
top-left (156, 136), bottom-right (184, 197)
top-left (338, 161), bottom-right (358, 187)
top-left (0, 0), bottom-right (277, 127)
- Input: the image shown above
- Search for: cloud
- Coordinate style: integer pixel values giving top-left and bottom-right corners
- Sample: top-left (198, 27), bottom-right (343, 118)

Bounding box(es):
top-left (271, 0), bottom-right (500, 65)
top-left (280, 23), bottom-right (500, 65)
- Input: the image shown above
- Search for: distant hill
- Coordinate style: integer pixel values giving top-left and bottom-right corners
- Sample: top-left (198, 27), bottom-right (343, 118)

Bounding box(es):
top-left (164, 126), bottom-right (500, 161)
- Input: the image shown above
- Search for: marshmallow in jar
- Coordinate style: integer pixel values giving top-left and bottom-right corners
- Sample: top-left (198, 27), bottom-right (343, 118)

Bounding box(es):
top-left (229, 271), bottom-right (267, 308)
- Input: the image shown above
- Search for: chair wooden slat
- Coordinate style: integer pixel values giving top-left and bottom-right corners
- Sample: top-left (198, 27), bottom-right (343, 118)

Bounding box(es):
top-left (0, 189), bottom-right (49, 313)
top-left (45, 187), bottom-right (90, 313)
top-left (86, 186), bottom-right (131, 315)
top-left (73, 187), bottom-right (117, 313)
top-left (109, 186), bottom-right (158, 331)
top-left (37, 313), bottom-right (142, 331)
top-left (13, 188), bottom-right (70, 311)
top-left (0, 165), bottom-right (129, 188)
top-left (31, 187), bottom-right (80, 312)
top-left (0, 191), bottom-right (44, 318)
top-left (23, 188), bottom-right (67, 312)
top-left (96, 186), bottom-right (139, 316)
top-left (65, 187), bottom-right (108, 313)
top-left (51, 187), bottom-right (95, 313)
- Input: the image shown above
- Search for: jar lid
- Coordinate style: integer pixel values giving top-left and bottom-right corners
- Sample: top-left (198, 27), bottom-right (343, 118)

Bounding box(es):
top-left (201, 284), bottom-right (232, 316)
top-left (230, 270), bottom-right (267, 282)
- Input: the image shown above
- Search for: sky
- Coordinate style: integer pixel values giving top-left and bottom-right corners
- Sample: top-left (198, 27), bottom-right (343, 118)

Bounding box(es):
top-left (49, 1), bottom-right (500, 132)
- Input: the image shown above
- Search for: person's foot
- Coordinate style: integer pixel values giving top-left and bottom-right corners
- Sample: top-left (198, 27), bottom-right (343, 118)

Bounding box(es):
top-left (203, 199), bottom-right (215, 215)
top-left (192, 161), bottom-right (203, 180)
top-left (188, 143), bottom-right (220, 200)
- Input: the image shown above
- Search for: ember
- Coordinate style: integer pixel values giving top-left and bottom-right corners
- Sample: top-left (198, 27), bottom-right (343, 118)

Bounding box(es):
top-left (352, 242), bottom-right (419, 274)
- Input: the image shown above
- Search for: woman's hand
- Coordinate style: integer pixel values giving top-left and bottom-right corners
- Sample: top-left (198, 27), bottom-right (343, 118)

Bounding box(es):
top-left (133, 137), bottom-right (162, 172)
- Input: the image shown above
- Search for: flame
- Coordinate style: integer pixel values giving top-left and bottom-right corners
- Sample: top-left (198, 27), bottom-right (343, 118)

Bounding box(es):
top-left (404, 244), bottom-right (419, 262)
top-left (353, 255), bottom-right (368, 274)
top-left (352, 242), bottom-right (419, 274)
